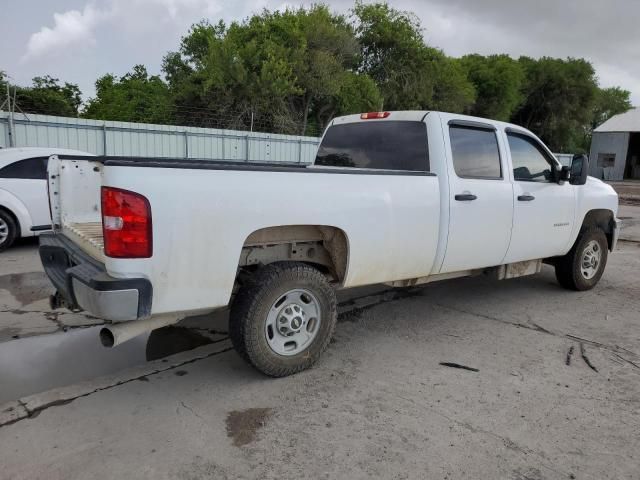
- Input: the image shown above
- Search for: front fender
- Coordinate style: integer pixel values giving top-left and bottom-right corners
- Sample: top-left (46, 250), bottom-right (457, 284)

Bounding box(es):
top-left (568, 177), bottom-right (619, 251)
top-left (0, 188), bottom-right (33, 237)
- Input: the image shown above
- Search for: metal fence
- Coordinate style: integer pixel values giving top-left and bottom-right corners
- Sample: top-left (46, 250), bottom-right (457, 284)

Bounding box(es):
top-left (0, 111), bottom-right (321, 164)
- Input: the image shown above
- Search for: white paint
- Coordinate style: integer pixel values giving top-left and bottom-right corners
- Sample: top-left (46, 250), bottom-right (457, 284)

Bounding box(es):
top-left (505, 180), bottom-right (575, 263)
top-left (48, 111), bottom-right (620, 320)
top-left (437, 112), bottom-right (514, 272)
top-left (0, 147), bottom-right (93, 239)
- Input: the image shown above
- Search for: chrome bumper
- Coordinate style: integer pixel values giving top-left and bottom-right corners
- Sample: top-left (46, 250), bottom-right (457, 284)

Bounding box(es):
top-left (71, 279), bottom-right (141, 321)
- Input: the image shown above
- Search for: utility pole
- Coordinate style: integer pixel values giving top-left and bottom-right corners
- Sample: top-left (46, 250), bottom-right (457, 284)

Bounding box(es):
top-left (2, 80), bottom-right (30, 148)
top-left (5, 82), bottom-right (14, 147)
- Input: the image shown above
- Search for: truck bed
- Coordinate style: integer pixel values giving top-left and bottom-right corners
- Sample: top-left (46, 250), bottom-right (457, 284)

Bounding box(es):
top-left (63, 222), bottom-right (104, 260)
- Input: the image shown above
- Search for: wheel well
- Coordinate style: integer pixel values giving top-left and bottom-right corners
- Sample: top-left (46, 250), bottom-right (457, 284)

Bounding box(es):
top-left (580, 209), bottom-right (614, 249)
top-left (0, 205), bottom-right (21, 238)
top-left (239, 225), bottom-right (349, 283)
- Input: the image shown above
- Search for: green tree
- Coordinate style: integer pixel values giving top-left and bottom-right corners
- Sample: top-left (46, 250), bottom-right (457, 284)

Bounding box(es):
top-left (591, 86), bottom-right (632, 130)
top-left (83, 65), bottom-right (173, 124)
top-left (430, 54), bottom-right (476, 113)
top-left (164, 6), bottom-right (379, 135)
top-left (332, 71), bottom-right (383, 115)
top-left (162, 20), bottom-right (223, 87)
top-left (0, 71), bottom-right (7, 103)
top-left (511, 57), bottom-right (598, 152)
top-left (0, 73), bottom-right (82, 116)
top-left (353, 2), bottom-right (475, 112)
top-left (459, 54), bottom-right (524, 120)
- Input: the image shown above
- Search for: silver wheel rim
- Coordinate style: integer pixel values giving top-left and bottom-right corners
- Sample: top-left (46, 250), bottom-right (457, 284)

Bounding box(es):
top-left (0, 218), bottom-right (8, 244)
top-left (581, 240), bottom-right (601, 280)
top-left (265, 288), bottom-right (321, 356)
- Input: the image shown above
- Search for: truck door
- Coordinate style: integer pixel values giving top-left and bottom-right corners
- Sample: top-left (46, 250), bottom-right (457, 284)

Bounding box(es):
top-left (502, 131), bottom-right (575, 263)
top-left (440, 120), bottom-right (514, 273)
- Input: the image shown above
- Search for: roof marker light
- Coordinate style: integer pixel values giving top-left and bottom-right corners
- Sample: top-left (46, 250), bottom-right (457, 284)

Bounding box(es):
top-left (360, 111), bottom-right (390, 120)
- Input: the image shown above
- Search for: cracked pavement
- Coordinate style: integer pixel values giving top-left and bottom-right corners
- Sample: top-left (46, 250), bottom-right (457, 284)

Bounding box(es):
top-left (0, 234), bottom-right (639, 479)
top-left (0, 240), bottom-right (106, 341)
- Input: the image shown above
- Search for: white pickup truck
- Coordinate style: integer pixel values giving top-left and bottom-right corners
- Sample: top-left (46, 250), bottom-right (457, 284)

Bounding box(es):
top-left (39, 111), bottom-right (621, 376)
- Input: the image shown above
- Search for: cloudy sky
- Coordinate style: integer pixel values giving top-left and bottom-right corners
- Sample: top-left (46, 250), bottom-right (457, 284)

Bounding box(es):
top-left (2, 0), bottom-right (639, 104)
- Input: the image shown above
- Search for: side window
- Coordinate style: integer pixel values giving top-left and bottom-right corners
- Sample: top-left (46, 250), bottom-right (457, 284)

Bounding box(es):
top-left (507, 133), bottom-right (554, 182)
top-left (0, 157), bottom-right (48, 180)
top-left (449, 125), bottom-right (501, 179)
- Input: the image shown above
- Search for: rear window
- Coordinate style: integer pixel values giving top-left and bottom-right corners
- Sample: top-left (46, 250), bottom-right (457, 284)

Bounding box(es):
top-left (315, 121), bottom-right (429, 171)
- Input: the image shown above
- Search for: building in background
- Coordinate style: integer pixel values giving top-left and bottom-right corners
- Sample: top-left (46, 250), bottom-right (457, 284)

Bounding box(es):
top-left (590, 108), bottom-right (640, 181)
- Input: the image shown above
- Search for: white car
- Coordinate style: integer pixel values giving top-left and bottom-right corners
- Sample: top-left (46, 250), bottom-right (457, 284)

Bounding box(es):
top-left (41, 111), bottom-right (620, 376)
top-left (0, 147), bottom-right (93, 251)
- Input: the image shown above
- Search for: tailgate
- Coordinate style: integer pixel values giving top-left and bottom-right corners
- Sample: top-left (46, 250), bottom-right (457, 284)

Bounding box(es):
top-left (48, 155), bottom-right (105, 261)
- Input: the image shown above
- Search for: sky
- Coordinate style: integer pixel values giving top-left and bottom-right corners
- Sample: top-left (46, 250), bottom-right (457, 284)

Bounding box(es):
top-left (2, 0), bottom-right (639, 105)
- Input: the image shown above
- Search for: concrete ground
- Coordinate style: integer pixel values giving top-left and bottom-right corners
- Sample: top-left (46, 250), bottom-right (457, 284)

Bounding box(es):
top-left (0, 228), bottom-right (639, 478)
top-left (609, 180), bottom-right (640, 205)
top-left (0, 239), bottom-right (108, 342)
top-left (619, 204), bottom-right (640, 242)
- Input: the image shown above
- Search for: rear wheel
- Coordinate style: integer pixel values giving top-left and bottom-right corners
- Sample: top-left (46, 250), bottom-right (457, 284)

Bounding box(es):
top-left (0, 210), bottom-right (18, 252)
top-left (230, 262), bottom-right (337, 377)
top-left (555, 228), bottom-right (608, 291)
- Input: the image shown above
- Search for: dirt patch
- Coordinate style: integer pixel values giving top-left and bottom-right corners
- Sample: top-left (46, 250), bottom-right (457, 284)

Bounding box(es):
top-left (225, 408), bottom-right (273, 447)
top-left (0, 272), bottom-right (51, 306)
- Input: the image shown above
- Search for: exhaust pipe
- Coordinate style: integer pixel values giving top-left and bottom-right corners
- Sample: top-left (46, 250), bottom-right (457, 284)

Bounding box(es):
top-left (100, 315), bottom-right (182, 348)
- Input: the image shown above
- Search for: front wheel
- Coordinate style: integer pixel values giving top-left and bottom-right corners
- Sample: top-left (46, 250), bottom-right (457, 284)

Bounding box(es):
top-left (229, 262), bottom-right (337, 377)
top-left (555, 228), bottom-right (608, 291)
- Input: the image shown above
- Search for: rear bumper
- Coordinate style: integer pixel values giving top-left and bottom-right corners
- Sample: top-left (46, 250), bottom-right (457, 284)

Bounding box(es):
top-left (39, 233), bottom-right (152, 321)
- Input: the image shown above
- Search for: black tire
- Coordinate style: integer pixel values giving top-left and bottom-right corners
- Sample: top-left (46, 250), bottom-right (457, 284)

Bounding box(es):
top-left (229, 262), bottom-right (337, 377)
top-left (555, 228), bottom-right (608, 291)
top-left (0, 209), bottom-right (18, 252)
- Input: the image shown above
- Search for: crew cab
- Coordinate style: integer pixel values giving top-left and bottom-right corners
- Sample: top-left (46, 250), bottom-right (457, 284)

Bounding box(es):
top-left (39, 111), bottom-right (621, 376)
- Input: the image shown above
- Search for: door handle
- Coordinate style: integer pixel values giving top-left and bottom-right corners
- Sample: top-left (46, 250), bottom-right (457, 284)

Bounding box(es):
top-left (517, 194), bottom-right (535, 201)
top-left (455, 193), bottom-right (477, 201)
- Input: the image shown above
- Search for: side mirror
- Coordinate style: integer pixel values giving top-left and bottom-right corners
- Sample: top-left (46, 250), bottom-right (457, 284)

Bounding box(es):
top-left (570, 154), bottom-right (589, 185)
top-left (559, 165), bottom-right (571, 182)
top-left (551, 164), bottom-right (571, 184)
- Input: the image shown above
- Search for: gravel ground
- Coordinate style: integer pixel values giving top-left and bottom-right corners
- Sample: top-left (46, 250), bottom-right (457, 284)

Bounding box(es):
top-left (0, 235), bottom-right (639, 479)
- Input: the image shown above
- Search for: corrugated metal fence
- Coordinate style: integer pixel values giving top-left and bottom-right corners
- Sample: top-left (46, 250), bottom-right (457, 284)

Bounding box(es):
top-left (0, 111), bottom-right (321, 164)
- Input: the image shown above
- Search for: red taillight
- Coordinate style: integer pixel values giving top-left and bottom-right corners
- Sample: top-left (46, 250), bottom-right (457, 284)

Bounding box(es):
top-left (101, 187), bottom-right (152, 258)
top-left (360, 111), bottom-right (390, 120)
